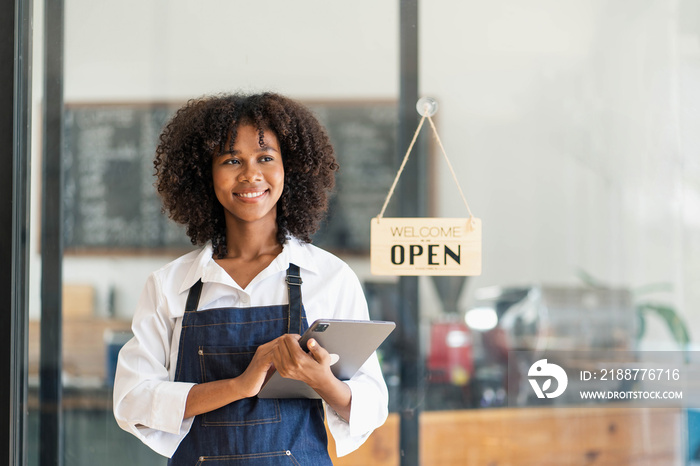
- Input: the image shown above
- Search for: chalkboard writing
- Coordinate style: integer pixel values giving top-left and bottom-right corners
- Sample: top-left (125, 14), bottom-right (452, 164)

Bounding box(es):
top-left (63, 102), bottom-right (398, 253)
top-left (307, 103), bottom-right (398, 252)
top-left (63, 104), bottom-right (190, 251)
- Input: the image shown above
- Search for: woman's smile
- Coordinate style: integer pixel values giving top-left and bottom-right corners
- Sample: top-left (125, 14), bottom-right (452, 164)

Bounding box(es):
top-left (235, 190), bottom-right (268, 199)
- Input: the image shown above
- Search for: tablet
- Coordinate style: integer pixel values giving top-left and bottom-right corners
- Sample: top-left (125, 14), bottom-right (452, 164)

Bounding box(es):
top-left (257, 319), bottom-right (396, 399)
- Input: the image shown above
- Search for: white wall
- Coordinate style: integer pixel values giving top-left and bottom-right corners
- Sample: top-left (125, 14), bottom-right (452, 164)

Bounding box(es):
top-left (63, 0), bottom-right (398, 101)
top-left (30, 0), bottom-right (700, 347)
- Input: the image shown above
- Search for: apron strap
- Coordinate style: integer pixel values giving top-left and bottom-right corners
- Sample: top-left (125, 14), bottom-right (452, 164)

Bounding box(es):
top-left (286, 263), bottom-right (303, 334)
top-left (185, 279), bottom-right (204, 312)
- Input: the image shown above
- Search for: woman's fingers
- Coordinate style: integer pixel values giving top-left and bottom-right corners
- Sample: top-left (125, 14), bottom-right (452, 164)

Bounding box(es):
top-left (306, 338), bottom-right (330, 365)
top-left (278, 334), bottom-right (302, 362)
top-left (272, 335), bottom-right (304, 376)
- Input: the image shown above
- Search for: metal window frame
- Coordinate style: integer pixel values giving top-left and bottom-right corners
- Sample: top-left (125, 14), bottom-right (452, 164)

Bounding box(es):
top-left (397, 1), bottom-right (424, 465)
top-left (39, 0), bottom-right (65, 463)
top-left (0, 0), bottom-right (33, 465)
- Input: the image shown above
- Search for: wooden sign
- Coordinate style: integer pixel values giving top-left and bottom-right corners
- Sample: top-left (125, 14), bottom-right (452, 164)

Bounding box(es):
top-left (371, 217), bottom-right (482, 276)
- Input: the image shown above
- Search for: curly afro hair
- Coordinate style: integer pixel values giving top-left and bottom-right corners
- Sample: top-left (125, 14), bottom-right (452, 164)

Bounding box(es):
top-left (154, 93), bottom-right (339, 258)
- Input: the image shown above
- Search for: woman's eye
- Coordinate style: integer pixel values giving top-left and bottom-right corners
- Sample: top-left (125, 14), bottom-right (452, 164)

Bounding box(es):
top-left (223, 158), bottom-right (239, 165)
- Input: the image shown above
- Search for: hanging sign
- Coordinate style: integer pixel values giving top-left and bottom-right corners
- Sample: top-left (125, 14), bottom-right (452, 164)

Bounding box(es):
top-left (371, 217), bottom-right (481, 276)
top-left (370, 97), bottom-right (482, 277)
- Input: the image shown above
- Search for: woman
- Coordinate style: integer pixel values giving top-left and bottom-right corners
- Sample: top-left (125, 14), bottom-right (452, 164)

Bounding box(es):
top-left (113, 93), bottom-right (388, 464)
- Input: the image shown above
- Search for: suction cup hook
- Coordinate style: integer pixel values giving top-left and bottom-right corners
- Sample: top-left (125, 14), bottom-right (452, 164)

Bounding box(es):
top-left (416, 97), bottom-right (438, 117)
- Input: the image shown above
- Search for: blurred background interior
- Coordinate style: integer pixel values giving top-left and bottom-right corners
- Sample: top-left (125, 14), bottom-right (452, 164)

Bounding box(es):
top-left (11, 0), bottom-right (700, 464)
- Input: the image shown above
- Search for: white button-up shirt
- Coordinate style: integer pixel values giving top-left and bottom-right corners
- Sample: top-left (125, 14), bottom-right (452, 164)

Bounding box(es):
top-left (113, 239), bottom-right (389, 458)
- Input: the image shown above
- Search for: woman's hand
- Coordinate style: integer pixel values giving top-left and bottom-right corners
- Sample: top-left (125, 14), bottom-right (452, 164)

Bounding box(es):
top-left (270, 334), bottom-right (352, 422)
top-left (184, 335), bottom-right (351, 422)
top-left (269, 334), bottom-right (334, 389)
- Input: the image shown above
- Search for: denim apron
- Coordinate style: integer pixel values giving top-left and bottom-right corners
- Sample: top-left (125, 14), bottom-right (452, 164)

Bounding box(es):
top-left (168, 264), bottom-right (332, 465)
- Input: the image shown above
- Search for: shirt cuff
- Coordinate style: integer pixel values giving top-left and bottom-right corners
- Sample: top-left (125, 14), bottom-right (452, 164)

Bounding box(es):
top-left (326, 406), bottom-right (370, 457)
top-left (136, 418), bottom-right (196, 458)
top-left (326, 379), bottom-right (388, 457)
top-left (345, 378), bottom-right (384, 437)
top-left (149, 381), bottom-right (196, 434)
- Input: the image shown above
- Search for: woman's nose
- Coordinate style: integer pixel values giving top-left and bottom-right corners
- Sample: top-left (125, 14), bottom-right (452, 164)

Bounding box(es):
top-left (238, 162), bottom-right (262, 182)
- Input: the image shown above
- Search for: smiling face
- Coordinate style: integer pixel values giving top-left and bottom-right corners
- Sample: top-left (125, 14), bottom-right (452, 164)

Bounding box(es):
top-left (212, 124), bottom-right (285, 232)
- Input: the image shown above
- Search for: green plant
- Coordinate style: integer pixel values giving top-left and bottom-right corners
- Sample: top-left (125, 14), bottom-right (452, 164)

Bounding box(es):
top-left (576, 269), bottom-right (691, 352)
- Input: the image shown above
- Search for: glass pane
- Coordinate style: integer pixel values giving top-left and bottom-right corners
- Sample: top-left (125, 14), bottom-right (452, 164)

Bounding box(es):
top-left (33, 1), bottom-right (400, 465)
top-left (418, 1), bottom-right (697, 464)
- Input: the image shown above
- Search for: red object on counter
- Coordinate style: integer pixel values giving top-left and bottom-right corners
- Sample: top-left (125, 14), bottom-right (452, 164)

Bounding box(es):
top-left (427, 321), bottom-right (473, 386)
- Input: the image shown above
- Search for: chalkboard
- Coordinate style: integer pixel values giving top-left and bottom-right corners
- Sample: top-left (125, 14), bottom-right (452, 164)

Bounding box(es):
top-left (306, 103), bottom-right (398, 252)
top-left (63, 101), bottom-right (398, 254)
top-left (63, 104), bottom-right (190, 252)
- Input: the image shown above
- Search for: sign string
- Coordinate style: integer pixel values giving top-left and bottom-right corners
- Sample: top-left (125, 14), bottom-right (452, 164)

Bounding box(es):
top-left (377, 110), bottom-right (475, 226)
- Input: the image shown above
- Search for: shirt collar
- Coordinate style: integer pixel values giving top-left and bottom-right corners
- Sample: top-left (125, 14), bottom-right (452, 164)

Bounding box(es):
top-left (178, 243), bottom-right (216, 294)
top-left (178, 238), bottom-right (320, 294)
top-left (274, 237), bottom-right (321, 276)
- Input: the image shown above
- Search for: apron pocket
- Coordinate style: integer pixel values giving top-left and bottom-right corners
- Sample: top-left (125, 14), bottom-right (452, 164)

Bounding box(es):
top-left (194, 450), bottom-right (299, 465)
top-left (199, 346), bottom-right (281, 427)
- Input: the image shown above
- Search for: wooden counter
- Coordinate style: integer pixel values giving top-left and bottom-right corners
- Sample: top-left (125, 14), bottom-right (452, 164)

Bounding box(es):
top-left (328, 406), bottom-right (683, 465)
